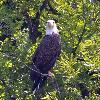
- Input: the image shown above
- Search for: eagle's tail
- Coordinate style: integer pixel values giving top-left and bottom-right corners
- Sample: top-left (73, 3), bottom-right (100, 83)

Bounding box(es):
top-left (32, 76), bottom-right (47, 94)
top-left (30, 64), bottom-right (47, 94)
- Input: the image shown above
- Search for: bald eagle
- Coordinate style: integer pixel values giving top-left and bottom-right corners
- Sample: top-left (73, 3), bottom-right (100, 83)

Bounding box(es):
top-left (30, 20), bottom-right (61, 93)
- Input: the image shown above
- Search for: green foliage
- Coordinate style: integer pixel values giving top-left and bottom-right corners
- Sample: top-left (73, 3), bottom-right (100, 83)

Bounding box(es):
top-left (0, 0), bottom-right (100, 99)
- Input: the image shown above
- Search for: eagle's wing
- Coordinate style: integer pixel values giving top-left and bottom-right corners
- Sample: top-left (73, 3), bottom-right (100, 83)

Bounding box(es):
top-left (32, 34), bottom-right (61, 73)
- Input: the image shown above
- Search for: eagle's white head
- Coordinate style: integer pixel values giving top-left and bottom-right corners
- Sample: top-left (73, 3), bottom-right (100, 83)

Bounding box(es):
top-left (46, 20), bottom-right (58, 35)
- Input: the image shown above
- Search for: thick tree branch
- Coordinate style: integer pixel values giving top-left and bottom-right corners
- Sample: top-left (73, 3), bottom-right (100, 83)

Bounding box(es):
top-left (22, 10), bottom-right (33, 33)
top-left (23, 0), bottom-right (49, 43)
top-left (23, 10), bottom-right (36, 42)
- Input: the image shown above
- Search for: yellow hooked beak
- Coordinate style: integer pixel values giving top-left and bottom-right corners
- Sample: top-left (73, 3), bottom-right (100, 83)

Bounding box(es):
top-left (47, 22), bottom-right (54, 28)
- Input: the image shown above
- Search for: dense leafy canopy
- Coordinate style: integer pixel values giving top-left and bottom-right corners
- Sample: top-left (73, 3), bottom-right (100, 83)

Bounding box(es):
top-left (0, 0), bottom-right (100, 99)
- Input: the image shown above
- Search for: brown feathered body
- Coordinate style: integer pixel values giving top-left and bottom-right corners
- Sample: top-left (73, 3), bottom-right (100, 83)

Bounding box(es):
top-left (30, 33), bottom-right (61, 92)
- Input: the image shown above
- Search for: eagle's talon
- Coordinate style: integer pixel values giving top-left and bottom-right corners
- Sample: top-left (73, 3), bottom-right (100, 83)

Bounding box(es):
top-left (48, 71), bottom-right (55, 78)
